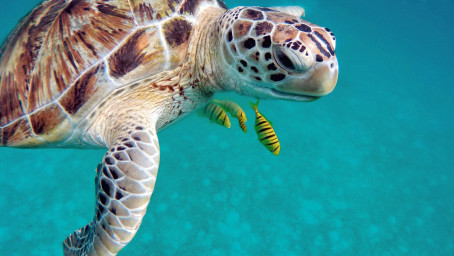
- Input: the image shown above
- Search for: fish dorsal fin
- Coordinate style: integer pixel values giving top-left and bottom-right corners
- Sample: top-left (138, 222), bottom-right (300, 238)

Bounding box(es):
top-left (270, 6), bottom-right (305, 17)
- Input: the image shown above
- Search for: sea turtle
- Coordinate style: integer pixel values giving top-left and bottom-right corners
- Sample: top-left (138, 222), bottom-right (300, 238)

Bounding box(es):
top-left (0, 0), bottom-right (338, 255)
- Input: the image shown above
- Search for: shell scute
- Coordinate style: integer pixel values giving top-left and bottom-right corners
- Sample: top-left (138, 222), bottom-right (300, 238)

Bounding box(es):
top-left (29, 103), bottom-right (72, 143)
top-left (109, 29), bottom-right (158, 79)
top-left (163, 16), bottom-right (193, 47)
top-left (0, 73), bottom-right (26, 126)
top-left (30, 104), bottom-right (68, 134)
top-left (179, 0), bottom-right (202, 15)
top-left (58, 62), bottom-right (113, 120)
top-left (27, 0), bottom-right (135, 113)
top-left (163, 16), bottom-right (193, 66)
top-left (2, 117), bottom-right (43, 147)
top-left (107, 26), bottom-right (167, 85)
top-left (0, 0), bottom-right (68, 126)
top-left (179, 0), bottom-right (226, 15)
top-left (129, 0), bottom-right (180, 25)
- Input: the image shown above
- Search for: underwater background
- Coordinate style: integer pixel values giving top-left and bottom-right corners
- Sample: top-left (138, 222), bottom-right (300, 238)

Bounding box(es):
top-left (0, 0), bottom-right (453, 255)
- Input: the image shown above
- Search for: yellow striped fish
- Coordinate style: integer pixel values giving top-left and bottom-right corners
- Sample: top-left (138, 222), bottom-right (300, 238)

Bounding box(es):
top-left (202, 102), bottom-right (231, 128)
top-left (250, 100), bottom-right (280, 155)
top-left (213, 99), bottom-right (247, 133)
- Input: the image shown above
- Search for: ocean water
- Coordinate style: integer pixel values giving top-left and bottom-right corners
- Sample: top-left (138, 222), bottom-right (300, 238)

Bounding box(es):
top-left (0, 0), bottom-right (453, 255)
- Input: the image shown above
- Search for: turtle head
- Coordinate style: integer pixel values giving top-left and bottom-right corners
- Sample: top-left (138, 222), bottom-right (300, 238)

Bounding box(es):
top-left (217, 7), bottom-right (338, 101)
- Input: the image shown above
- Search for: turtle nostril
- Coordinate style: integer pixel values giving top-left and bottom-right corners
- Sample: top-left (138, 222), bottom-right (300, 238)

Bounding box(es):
top-left (330, 63), bottom-right (334, 68)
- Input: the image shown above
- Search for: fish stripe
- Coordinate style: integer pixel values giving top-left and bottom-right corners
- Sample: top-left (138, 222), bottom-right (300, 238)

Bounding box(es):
top-left (252, 101), bottom-right (280, 155)
top-left (263, 131), bottom-right (276, 137)
top-left (238, 118), bottom-right (247, 133)
top-left (213, 100), bottom-right (247, 132)
top-left (259, 134), bottom-right (275, 141)
top-left (203, 102), bottom-right (231, 128)
top-left (216, 109), bottom-right (223, 120)
top-left (208, 105), bottom-right (216, 119)
top-left (212, 106), bottom-right (220, 120)
top-left (216, 100), bottom-right (243, 117)
top-left (257, 125), bottom-right (272, 132)
top-left (266, 140), bottom-right (280, 146)
top-left (256, 120), bottom-right (268, 126)
top-left (257, 127), bottom-right (272, 133)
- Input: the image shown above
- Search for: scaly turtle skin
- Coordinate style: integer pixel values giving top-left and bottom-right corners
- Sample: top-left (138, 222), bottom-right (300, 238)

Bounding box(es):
top-left (0, 1), bottom-right (338, 255)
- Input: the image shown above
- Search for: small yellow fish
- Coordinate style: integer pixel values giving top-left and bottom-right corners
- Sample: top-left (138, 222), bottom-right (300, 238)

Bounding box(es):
top-left (214, 99), bottom-right (247, 133)
top-left (250, 100), bottom-right (280, 155)
top-left (237, 117), bottom-right (247, 133)
top-left (202, 102), bottom-right (231, 128)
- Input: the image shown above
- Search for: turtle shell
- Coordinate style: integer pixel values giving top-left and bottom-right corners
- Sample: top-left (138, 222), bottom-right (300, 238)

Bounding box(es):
top-left (0, 0), bottom-right (227, 147)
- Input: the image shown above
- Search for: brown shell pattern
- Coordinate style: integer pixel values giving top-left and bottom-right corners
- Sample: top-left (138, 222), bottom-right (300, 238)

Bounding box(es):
top-left (0, 0), bottom-right (227, 146)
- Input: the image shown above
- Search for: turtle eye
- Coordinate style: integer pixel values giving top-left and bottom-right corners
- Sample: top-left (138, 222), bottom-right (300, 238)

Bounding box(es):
top-left (273, 46), bottom-right (312, 73)
top-left (275, 48), bottom-right (295, 70)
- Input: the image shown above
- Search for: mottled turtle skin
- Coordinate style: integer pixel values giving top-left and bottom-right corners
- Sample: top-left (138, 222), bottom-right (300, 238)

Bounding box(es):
top-left (0, 0), bottom-right (338, 255)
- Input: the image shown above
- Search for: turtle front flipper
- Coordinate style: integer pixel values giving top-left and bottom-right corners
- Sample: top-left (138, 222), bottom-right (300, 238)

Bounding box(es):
top-left (63, 125), bottom-right (160, 256)
top-left (269, 6), bottom-right (305, 17)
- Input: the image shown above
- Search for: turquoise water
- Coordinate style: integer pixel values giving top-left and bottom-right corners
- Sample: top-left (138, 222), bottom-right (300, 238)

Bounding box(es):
top-left (1, 0), bottom-right (453, 255)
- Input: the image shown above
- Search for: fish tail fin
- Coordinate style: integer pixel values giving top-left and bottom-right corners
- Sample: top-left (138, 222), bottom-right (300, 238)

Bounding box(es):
top-left (249, 99), bottom-right (259, 110)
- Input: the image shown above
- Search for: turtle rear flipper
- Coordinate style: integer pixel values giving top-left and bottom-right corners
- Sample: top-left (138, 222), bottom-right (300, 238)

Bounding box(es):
top-left (63, 124), bottom-right (160, 256)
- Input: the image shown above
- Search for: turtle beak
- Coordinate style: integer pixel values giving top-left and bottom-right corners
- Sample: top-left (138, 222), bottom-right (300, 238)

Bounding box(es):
top-left (275, 58), bottom-right (338, 97)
